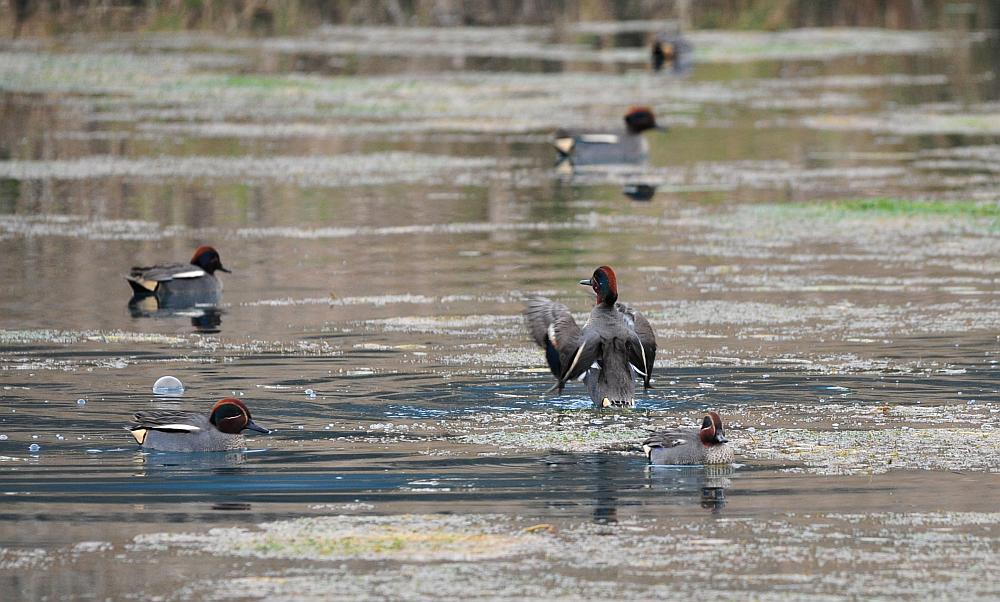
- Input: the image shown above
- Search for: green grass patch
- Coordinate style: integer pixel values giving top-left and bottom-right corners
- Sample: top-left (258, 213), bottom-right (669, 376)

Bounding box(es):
top-left (813, 197), bottom-right (1000, 218)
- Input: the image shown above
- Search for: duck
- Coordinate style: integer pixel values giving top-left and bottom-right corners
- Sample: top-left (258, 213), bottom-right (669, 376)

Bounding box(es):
top-left (127, 398), bottom-right (269, 452)
top-left (643, 411), bottom-right (734, 465)
top-left (524, 265), bottom-right (657, 408)
top-left (553, 107), bottom-right (665, 168)
top-left (126, 245), bottom-right (230, 307)
top-left (651, 31), bottom-right (693, 74)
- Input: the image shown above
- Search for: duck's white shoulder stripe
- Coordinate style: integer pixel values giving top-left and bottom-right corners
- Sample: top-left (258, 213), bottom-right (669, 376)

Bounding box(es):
top-left (155, 424), bottom-right (202, 432)
top-left (172, 269), bottom-right (207, 279)
top-left (579, 134), bottom-right (619, 144)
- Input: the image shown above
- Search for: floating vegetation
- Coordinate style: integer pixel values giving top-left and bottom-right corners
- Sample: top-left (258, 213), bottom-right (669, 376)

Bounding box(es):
top-left (0, 153), bottom-right (514, 187)
top-left (804, 109), bottom-right (1000, 136)
top-left (742, 426), bottom-right (1000, 475)
top-left (0, 329), bottom-right (187, 346)
top-left (118, 510), bottom-right (1000, 600)
top-left (132, 514), bottom-right (549, 562)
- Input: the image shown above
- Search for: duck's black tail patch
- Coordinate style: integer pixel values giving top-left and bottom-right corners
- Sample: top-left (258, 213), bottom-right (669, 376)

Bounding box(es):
top-left (544, 337), bottom-right (562, 378)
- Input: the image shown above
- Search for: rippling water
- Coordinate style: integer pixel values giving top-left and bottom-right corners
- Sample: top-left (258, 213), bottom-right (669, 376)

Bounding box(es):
top-left (1, 20), bottom-right (999, 601)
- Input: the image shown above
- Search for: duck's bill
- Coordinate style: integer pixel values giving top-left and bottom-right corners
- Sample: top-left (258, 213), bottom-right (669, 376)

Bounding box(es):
top-left (245, 420), bottom-right (270, 434)
top-left (715, 433), bottom-right (728, 444)
top-left (218, 266), bottom-right (232, 273)
top-left (579, 279), bottom-right (592, 286)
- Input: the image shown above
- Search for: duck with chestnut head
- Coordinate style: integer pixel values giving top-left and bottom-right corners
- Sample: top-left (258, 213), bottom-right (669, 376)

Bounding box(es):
top-left (126, 245), bottom-right (230, 308)
top-left (553, 106), bottom-right (666, 169)
top-left (127, 398), bottom-right (269, 452)
top-left (643, 412), bottom-right (734, 465)
top-left (524, 265), bottom-right (657, 408)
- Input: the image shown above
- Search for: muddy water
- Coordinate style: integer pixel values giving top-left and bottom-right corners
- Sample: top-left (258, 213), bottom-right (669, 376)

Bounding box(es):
top-left (1, 23), bottom-right (999, 600)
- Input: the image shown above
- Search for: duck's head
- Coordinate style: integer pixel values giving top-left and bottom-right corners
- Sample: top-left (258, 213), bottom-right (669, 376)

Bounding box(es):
top-left (209, 398), bottom-right (269, 435)
top-left (699, 411), bottom-right (728, 446)
top-left (191, 246), bottom-right (230, 275)
top-left (624, 106), bottom-right (663, 134)
top-left (580, 265), bottom-right (618, 306)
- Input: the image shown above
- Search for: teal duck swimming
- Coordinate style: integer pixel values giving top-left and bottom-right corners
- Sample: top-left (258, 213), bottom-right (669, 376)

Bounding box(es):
top-left (126, 245), bottom-right (230, 307)
top-left (524, 265), bottom-right (657, 408)
top-left (643, 412), bottom-right (734, 465)
top-left (127, 398), bottom-right (269, 452)
top-left (553, 107), bottom-right (665, 168)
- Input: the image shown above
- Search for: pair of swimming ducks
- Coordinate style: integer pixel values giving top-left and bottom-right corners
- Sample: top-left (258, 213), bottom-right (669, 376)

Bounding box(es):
top-left (126, 250), bottom-right (732, 465)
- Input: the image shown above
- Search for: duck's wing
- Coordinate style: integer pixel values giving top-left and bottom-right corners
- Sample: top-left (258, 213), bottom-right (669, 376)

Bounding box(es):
top-left (127, 410), bottom-right (204, 446)
top-left (616, 302), bottom-right (657, 388)
top-left (129, 410), bottom-right (203, 432)
top-left (642, 429), bottom-right (696, 459)
top-left (524, 297), bottom-right (599, 390)
top-left (129, 263), bottom-right (205, 282)
top-left (126, 263), bottom-right (205, 293)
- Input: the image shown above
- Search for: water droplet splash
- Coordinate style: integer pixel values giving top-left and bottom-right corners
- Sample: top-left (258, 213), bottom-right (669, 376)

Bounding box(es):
top-left (28, 443), bottom-right (40, 453)
top-left (152, 376), bottom-right (185, 395)
top-left (77, 398), bottom-right (86, 406)
top-left (305, 388), bottom-right (316, 398)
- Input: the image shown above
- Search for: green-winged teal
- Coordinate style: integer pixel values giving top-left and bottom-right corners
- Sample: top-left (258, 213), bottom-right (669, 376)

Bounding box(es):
top-left (644, 412), bottom-right (734, 465)
top-left (524, 265), bottom-right (657, 408)
top-left (126, 245), bottom-right (230, 307)
top-left (127, 398), bottom-right (268, 452)
top-left (553, 107), bottom-right (665, 168)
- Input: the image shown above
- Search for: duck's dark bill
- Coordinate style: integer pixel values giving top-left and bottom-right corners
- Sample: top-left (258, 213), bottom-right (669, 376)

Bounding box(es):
top-left (245, 421), bottom-right (270, 434)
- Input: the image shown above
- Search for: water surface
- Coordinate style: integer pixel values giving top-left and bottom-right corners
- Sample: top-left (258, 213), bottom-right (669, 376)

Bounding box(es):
top-left (1, 21), bottom-right (999, 600)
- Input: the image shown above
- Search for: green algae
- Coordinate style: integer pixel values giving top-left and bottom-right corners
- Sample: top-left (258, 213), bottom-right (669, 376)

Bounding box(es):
top-left (814, 197), bottom-right (1000, 218)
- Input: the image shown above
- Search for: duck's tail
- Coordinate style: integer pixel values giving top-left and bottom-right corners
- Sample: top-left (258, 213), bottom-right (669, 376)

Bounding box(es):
top-left (125, 275), bottom-right (156, 295)
top-left (552, 129), bottom-right (575, 158)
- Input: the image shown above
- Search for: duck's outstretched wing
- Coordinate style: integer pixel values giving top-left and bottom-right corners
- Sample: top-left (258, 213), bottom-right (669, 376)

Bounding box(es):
top-left (524, 297), bottom-right (597, 389)
top-left (617, 302), bottom-right (657, 388)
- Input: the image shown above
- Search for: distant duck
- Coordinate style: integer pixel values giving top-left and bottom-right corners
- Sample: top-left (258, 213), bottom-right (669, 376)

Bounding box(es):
top-left (553, 107), bottom-right (665, 168)
top-left (643, 412), bottom-right (734, 465)
top-left (651, 31), bottom-right (693, 74)
top-left (126, 245), bottom-right (230, 307)
top-left (127, 398), bottom-right (269, 452)
top-left (524, 265), bottom-right (657, 408)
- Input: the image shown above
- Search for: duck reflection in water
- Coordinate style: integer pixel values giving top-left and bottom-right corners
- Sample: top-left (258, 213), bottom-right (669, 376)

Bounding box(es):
top-left (128, 298), bottom-right (224, 333)
top-left (131, 449), bottom-right (252, 473)
top-left (645, 464), bottom-right (733, 515)
top-left (592, 455), bottom-right (621, 524)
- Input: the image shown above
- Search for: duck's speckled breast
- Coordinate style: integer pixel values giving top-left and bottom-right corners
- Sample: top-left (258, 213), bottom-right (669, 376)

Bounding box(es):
top-left (704, 444), bottom-right (735, 465)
